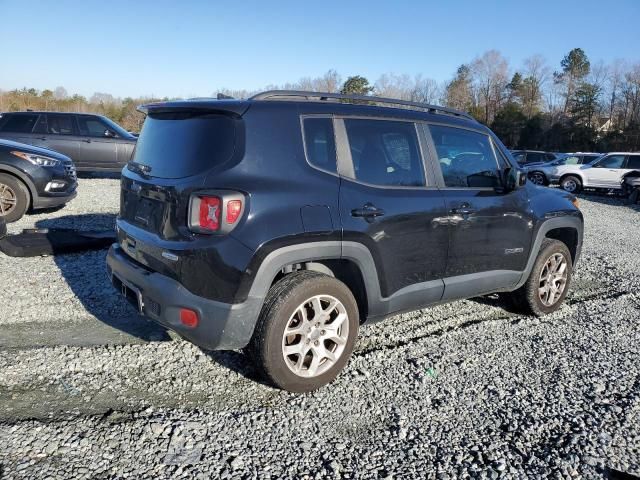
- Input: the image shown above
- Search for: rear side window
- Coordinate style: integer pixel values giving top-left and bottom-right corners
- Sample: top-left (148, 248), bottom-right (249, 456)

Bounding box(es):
top-left (344, 119), bottom-right (424, 187)
top-left (46, 114), bottom-right (75, 135)
top-left (526, 152), bottom-right (545, 163)
top-left (302, 118), bottom-right (337, 173)
top-left (0, 114), bottom-right (38, 133)
top-left (627, 155), bottom-right (640, 169)
top-left (131, 112), bottom-right (236, 179)
top-left (429, 125), bottom-right (501, 188)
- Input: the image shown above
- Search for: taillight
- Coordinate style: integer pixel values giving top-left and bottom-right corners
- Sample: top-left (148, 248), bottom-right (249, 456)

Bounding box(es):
top-left (189, 191), bottom-right (245, 234)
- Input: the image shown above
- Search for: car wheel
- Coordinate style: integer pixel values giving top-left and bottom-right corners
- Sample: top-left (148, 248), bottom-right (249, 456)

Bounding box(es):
top-left (626, 188), bottom-right (639, 205)
top-left (247, 270), bottom-right (359, 392)
top-left (529, 171), bottom-right (548, 186)
top-left (560, 175), bottom-right (582, 193)
top-left (0, 173), bottom-right (29, 223)
top-left (503, 239), bottom-right (572, 317)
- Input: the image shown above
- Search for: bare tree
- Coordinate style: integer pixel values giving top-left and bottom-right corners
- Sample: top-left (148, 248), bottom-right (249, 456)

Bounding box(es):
top-left (471, 50), bottom-right (510, 124)
top-left (521, 54), bottom-right (550, 118)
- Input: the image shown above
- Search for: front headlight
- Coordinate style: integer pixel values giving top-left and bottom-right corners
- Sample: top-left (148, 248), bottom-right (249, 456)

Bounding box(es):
top-left (11, 150), bottom-right (61, 167)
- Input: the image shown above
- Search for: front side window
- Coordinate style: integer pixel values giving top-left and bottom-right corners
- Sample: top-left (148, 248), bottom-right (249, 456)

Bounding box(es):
top-left (46, 114), bottom-right (75, 135)
top-left (344, 119), bottom-right (424, 187)
top-left (627, 155), bottom-right (640, 169)
top-left (594, 155), bottom-right (625, 169)
top-left (302, 118), bottom-right (337, 173)
top-left (77, 116), bottom-right (111, 137)
top-left (429, 124), bottom-right (501, 188)
top-left (0, 114), bottom-right (38, 133)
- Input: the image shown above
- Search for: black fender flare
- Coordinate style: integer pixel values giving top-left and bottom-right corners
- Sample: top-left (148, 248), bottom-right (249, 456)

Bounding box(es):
top-left (514, 215), bottom-right (583, 289)
top-left (245, 240), bottom-right (383, 316)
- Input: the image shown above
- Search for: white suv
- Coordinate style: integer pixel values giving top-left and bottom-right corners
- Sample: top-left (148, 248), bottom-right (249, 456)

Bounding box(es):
top-left (555, 153), bottom-right (640, 193)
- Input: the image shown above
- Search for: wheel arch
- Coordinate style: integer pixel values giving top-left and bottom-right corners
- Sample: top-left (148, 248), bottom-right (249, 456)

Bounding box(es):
top-left (247, 241), bottom-right (378, 323)
top-left (515, 216), bottom-right (583, 290)
top-left (0, 165), bottom-right (35, 208)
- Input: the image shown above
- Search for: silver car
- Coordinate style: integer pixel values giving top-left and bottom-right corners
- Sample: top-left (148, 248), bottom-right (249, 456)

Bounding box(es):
top-left (0, 111), bottom-right (137, 173)
top-left (527, 153), bottom-right (602, 186)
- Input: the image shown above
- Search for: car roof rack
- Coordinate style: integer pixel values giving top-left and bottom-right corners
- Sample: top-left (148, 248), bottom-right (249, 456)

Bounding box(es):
top-left (249, 90), bottom-right (476, 121)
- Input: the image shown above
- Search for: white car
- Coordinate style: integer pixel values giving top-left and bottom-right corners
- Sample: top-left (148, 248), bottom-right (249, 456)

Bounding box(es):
top-left (552, 153), bottom-right (640, 193)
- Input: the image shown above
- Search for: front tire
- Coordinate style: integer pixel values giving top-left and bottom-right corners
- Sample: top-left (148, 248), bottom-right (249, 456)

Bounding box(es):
top-left (503, 239), bottom-right (572, 317)
top-left (0, 173), bottom-right (29, 223)
top-left (247, 271), bottom-right (359, 392)
top-left (529, 171), bottom-right (548, 186)
top-left (560, 175), bottom-right (582, 193)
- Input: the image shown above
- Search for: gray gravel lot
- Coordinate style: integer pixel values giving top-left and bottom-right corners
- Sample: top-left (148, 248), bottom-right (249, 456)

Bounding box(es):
top-left (0, 179), bottom-right (639, 479)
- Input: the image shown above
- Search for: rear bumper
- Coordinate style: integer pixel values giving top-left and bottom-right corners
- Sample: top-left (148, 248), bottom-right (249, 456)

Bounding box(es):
top-left (106, 244), bottom-right (262, 350)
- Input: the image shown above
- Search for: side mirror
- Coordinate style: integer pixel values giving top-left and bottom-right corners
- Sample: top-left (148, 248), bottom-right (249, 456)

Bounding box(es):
top-left (104, 129), bottom-right (117, 138)
top-left (501, 167), bottom-right (526, 192)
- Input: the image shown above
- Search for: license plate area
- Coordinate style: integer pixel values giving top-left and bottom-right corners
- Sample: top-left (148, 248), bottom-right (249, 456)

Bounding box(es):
top-left (112, 272), bottom-right (144, 314)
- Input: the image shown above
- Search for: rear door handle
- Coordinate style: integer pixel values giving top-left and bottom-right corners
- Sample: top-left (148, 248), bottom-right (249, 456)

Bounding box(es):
top-left (37, 136), bottom-right (47, 141)
top-left (83, 139), bottom-right (92, 143)
top-left (351, 204), bottom-right (385, 218)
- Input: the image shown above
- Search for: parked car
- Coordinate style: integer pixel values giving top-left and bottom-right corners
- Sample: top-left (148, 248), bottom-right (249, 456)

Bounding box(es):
top-left (554, 152), bottom-right (640, 193)
top-left (0, 111), bottom-right (137, 173)
top-left (0, 138), bottom-right (77, 222)
top-left (527, 152), bottom-right (602, 186)
top-left (106, 90), bottom-right (583, 392)
top-left (510, 150), bottom-right (560, 167)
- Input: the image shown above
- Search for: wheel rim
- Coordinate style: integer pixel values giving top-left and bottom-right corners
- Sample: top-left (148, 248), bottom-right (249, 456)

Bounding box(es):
top-left (563, 179), bottom-right (577, 192)
top-left (281, 294), bottom-right (349, 378)
top-left (531, 173), bottom-right (545, 185)
top-left (538, 253), bottom-right (568, 307)
top-left (0, 183), bottom-right (17, 216)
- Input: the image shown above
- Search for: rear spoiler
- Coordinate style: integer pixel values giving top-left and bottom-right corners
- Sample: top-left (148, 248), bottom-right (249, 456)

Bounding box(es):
top-left (138, 100), bottom-right (250, 117)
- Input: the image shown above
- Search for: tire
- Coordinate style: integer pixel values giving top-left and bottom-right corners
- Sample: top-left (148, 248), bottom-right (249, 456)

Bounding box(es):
top-left (0, 173), bottom-right (29, 223)
top-left (503, 239), bottom-right (573, 317)
top-left (247, 271), bottom-right (359, 392)
top-left (560, 175), bottom-right (582, 193)
top-left (627, 188), bottom-right (639, 205)
top-left (529, 171), bottom-right (548, 186)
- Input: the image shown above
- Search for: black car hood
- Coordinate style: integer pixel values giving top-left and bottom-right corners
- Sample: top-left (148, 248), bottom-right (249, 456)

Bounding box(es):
top-left (0, 138), bottom-right (71, 161)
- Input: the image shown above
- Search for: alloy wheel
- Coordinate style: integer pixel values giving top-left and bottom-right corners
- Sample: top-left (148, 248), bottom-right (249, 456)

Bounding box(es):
top-left (281, 294), bottom-right (349, 378)
top-left (530, 173), bottom-right (545, 185)
top-left (562, 179), bottom-right (577, 192)
top-left (538, 253), bottom-right (568, 307)
top-left (0, 183), bottom-right (17, 216)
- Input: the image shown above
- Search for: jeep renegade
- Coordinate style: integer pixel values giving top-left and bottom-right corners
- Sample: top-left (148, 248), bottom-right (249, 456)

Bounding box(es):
top-left (107, 91), bottom-right (583, 392)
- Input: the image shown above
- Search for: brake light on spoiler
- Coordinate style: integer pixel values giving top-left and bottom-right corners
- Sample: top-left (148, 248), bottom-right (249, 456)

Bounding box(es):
top-left (188, 191), bottom-right (246, 234)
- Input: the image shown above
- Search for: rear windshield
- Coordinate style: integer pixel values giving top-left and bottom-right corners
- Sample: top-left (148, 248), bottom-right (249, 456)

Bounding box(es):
top-left (130, 112), bottom-right (236, 178)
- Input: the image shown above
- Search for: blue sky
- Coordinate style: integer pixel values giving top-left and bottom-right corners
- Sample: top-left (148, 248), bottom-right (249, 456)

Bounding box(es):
top-left (1, 0), bottom-right (639, 99)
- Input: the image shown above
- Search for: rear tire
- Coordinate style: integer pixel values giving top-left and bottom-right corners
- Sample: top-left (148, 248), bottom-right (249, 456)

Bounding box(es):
top-left (560, 175), bottom-right (582, 193)
top-left (247, 271), bottom-right (359, 392)
top-left (503, 239), bottom-right (572, 317)
top-left (0, 173), bottom-right (29, 223)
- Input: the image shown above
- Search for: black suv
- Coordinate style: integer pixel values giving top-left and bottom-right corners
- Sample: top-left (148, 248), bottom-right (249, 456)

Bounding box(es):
top-left (0, 111), bottom-right (137, 172)
top-left (510, 150), bottom-right (560, 166)
top-left (107, 91), bottom-right (584, 392)
top-left (0, 138), bottom-right (77, 222)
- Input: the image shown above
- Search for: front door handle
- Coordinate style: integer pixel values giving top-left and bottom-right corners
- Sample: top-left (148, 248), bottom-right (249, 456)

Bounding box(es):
top-left (37, 136), bottom-right (47, 141)
top-left (351, 204), bottom-right (385, 218)
top-left (83, 139), bottom-right (92, 143)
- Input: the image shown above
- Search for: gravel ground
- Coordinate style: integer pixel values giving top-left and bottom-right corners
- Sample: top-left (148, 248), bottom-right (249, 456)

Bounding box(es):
top-left (0, 179), bottom-right (639, 479)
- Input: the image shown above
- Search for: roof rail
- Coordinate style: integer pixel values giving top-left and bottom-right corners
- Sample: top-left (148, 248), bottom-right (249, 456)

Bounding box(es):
top-left (249, 90), bottom-right (475, 121)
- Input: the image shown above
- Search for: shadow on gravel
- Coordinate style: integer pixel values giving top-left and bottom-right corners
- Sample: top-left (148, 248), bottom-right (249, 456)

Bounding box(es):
top-left (204, 350), bottom-right (272, 386)
top-left (470, 294), bottom-right (523, 316)
top-left (38, 213), bottom-right (171, 343)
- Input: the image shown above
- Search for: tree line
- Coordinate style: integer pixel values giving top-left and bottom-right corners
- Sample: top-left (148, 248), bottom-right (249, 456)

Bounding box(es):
top-left (1, 47), bottom-right (639, 151)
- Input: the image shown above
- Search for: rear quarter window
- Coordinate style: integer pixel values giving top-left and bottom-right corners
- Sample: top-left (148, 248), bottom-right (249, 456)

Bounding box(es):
top-left (0, 114), bottom-right (39, 133)
top-left (131, 112), bottom-right (236, 179)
